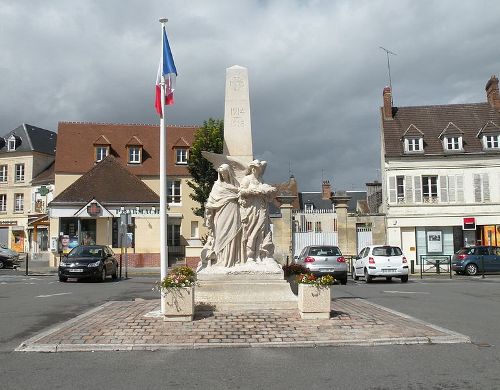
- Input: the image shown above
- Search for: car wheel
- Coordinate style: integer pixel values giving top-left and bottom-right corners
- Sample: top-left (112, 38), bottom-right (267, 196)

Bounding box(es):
top-left (59, 276), bottom-right (67, 282)
top-left (386, 277), bottom-right (392, 282)
top-left (401, 275), bottom-right (409, 283)
top-left (0, 260), bottom-right (4, 269)
top-left (465, 263), bottom-right (478, 276)
top-left (352, 268), bottom-right (359, 281)
top-left (112, 265), bottom-right (118, 280)
top-left (364, 269), bottom-right (372, 283)
top-left (98, 268), bottom-right (106, 282)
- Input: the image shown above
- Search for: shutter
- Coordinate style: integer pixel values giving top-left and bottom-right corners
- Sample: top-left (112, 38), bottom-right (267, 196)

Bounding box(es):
top-left (474, 174), bottom-right (482, 202)
top-left (389, 176), bottom-right (396, 204)
top-left (413, 176), bottom-right (422, 203)
top-left (448, 175), bottom-right (456, 202)
top-left (405, 175), bottom-right (413, 203)
top-left (456, 175), bottom-right (464, 202)
top-left (483, 173), bottom-right (490, 202)
top-left (439, 176), bottom-right (448, 203)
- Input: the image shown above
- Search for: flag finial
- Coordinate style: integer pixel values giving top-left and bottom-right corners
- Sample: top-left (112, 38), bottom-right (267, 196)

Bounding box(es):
top-left (159, 18), bottom-right (168, 24)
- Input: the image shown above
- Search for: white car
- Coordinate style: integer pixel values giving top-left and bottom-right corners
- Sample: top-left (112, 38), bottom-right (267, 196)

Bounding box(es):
top-left (353, 245), bottom-right (409, 283)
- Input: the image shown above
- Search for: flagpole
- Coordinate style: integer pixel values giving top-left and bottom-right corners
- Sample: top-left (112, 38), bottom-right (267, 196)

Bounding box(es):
top-left (159, 17), bottom-right (169, 313)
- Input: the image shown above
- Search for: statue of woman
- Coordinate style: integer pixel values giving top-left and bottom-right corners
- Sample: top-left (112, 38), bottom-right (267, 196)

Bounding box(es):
top-left (203, 164), bottom-right (243, 267)
top-left (239, 160), bottom-right (276, 262)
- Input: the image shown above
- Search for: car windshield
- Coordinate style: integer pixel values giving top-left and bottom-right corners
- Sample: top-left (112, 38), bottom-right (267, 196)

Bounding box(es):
top-left (372, 246), bottom-right (402, 256)
top-left (309, 247), bottom-right (341, 256)
top-left (68, 247), bottom-right (103, 258)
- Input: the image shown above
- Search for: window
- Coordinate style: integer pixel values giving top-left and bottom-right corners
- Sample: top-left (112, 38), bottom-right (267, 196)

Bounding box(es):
top-left (128, 146), bottom-right (141, 164)
top-left (304, 203), bottom-right (314, 211)
top-left (315, 221), bottom-right (322, 232)
top-left (444, 136), bottom-right (462, 151)
top-left (0, 194), bottom-right (6, 212)
top-left (7, 136), bottom-right (16, 151)
top-left (422, 176), bottom-right (438, 202)
top-left (483, 135), bottom-right (500, 149)
top-left (175, 148), bottom-right (188, 164)
top-left (0, 165), bottom-right (7, 183)
top-left (167, 180), bottom-right (181, 204)
top-left (15, 163), bottom-right (24, 182)
top-left (396, 176), bottom-right (405, 202)
top-left (190, 221), bottom-right (199, 238)
top-left (95, 146), bottom-right (108, 162)
top-left (405, 138), bottom-right (423, 152)
top-left (14, 193), bottom-right (24, 212)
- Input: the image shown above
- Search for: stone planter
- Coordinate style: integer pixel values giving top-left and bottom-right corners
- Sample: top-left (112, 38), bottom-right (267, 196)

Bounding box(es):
top-left (297, 284), bottom-right (331, 319)
top-left (161, 286), bottom-right (195, 322)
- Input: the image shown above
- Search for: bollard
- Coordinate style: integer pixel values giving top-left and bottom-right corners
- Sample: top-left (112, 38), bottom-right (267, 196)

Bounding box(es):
top-left (410, 260), bottom-right (415, 274)
top-left (25, 253), bottom-right (29, 276)
top-left (436, 260), bottom-right (441, 274)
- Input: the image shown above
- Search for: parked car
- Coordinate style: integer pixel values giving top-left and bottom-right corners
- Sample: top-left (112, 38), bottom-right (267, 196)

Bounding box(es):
top-left (58, 245), bottom-right (118, 282)
top-left (0, 246), bottom-right (21, 269)
top-left (294, 245), bottom-right (348, 285)
top-left (353, 245), bottom-right (409, 283)
top-left (451, 246), bottom-right (500, 276)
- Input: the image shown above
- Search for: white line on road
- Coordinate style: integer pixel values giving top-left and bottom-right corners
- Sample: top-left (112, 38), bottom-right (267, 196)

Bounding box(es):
top-left (36, 292), bottom-right (72, 298)
top-left (383, 291), bottom-right (430, 294)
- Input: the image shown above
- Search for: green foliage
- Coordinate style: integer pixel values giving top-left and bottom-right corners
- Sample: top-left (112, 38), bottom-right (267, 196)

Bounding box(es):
top-left (187, 118), bottom-right (224, 217)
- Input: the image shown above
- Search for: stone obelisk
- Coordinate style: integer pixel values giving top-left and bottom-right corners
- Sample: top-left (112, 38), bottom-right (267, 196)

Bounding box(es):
top-left (223, 65), bottom-right (253, 163)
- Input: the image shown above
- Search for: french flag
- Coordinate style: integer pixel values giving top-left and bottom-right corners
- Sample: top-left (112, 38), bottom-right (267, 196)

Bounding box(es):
top-left (155, 26), bottom-right (177, 116)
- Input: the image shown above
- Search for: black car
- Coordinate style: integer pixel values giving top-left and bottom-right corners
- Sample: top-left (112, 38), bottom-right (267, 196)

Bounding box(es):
top-left (451, 246), bottom-right (500, 275)
top-left (0, 246), bottom-right (21, 269)
top-left (58, 245), bottom-right (118, 282)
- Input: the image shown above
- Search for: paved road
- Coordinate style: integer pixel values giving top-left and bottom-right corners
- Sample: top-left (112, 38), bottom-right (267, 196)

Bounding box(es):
top-left (1, 272), bottom-right (500, 389)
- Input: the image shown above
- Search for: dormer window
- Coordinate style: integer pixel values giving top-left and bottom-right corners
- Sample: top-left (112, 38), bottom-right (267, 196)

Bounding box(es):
top-left (483, 134), bottom-right (500, 149)
top-left (7, 136), bottom-right (17, 151)
top-left (128, 146), bottom-right (142, 164)
top-left (404, 137), bottom-right (423, 153)
top-left (444, 136), bottom-right (463, 151)
top-left (95, 146), bottom-right (109, 162)
top-left (125, 136), bottom-right (143, 165)
top-left (175, 148), bottom-right (188, 165)
top-left (304, 203), bottom-right (314, 211)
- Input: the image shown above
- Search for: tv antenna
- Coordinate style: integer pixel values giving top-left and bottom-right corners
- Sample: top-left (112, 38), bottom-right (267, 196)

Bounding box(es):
top-left (379, 46), bottom-right (397, 91)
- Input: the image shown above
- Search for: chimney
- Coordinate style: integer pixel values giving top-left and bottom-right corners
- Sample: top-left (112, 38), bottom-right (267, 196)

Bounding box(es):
top-left (322, 180), bottom-right (331, 200)
top-left (383, 86), bottom-right (393, 120)
top-left (486, 75), bottom-right (500, 111)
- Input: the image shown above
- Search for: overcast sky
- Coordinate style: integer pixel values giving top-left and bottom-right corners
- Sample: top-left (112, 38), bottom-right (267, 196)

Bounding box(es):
top-left (1, 0), bottom-right (500, 192)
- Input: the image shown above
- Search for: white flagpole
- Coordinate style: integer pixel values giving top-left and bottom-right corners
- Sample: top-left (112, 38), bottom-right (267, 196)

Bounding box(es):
top-left (159, 17), bottom-right (169, 313)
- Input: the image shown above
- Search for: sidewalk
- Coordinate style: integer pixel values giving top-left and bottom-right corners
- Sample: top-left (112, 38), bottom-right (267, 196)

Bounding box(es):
top-left (16, 297), bottom-right (469, 352)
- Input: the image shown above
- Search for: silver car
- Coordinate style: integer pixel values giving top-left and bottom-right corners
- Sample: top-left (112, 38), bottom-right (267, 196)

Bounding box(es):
top-left (294, 245), bottom-right (348, 285)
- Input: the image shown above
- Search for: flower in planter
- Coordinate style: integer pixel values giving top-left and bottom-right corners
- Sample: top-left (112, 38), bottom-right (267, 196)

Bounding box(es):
top-left (282, 263), bottom-right (308, 277)
top-left (295, 273), bottom-right (335, 286)
top-left (154, 266), bottom-right (197, 291)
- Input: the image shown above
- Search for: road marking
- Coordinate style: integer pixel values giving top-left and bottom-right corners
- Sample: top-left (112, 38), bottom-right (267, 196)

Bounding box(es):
top-left (36, 292), bottom-right (72, 298)
top-left (383, 291), bottom-right (430, 294)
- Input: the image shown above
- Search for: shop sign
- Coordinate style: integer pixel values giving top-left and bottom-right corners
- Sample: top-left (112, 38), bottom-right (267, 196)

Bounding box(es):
top-left (115, 207), bottom-right (159, 216)
top-left (87, 202), bottom-right (102, 216)
top-left (463, 217), bottom-right (476, 230)
top-left (0, 220), bottom-right (18, 226)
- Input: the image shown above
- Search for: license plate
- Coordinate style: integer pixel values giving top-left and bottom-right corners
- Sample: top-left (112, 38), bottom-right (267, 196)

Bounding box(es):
top-left (382, 269), bottom-right (396, 273)
top-left (69, 269), bottom-right (84, 273)
top-left (321, 268), bottom-right (335, 272)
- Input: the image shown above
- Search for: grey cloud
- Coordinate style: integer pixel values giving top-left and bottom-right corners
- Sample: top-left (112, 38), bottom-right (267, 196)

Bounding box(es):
top-left (1, 0), bottom-right (500, 192)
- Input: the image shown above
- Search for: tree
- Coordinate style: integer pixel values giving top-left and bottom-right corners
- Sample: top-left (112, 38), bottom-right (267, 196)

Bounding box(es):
top-left (187, 118), bottom-right (224, 217)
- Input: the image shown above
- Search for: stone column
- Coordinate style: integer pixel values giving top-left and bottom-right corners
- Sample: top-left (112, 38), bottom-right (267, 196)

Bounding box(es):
top-left (223, 65), bottom-right (253, 163)
top-left (273, 194), bottom-right (296, 265)
top-left (331, 192), bottom-right (351, 255)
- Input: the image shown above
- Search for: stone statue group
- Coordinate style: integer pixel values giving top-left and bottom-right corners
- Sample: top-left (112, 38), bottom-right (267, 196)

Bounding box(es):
top-left (199, 156), bottom-right (277, 269)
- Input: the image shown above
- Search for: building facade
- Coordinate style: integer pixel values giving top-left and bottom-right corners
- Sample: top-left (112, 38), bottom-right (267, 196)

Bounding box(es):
top-left (381, 76), bottom-right (500, 264)
top-left (0, 124), bottom-right (56, 253)
top-left (48, 122), bottom-right (204, 266)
